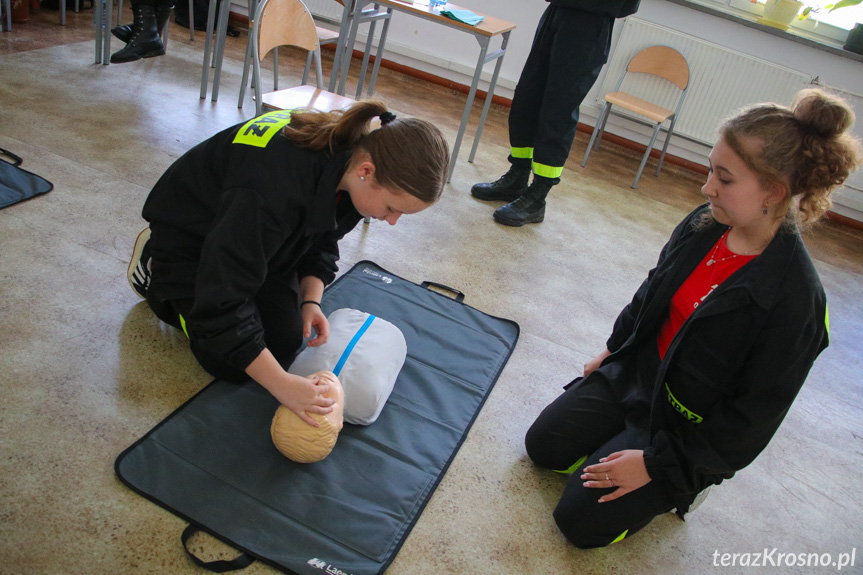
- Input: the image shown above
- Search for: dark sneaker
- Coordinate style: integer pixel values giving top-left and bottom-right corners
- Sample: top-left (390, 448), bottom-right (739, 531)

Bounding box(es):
top-left (127, 228), bottom-right (152, 298)
top-left (470, 167), bottom-right (530, 202)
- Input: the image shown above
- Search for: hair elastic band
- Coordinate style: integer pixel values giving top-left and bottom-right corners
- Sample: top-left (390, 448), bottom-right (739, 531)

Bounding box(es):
top-left (379, 112), bottom-right (397, 126)
top-left (301, 300), bottom-right (322, 308)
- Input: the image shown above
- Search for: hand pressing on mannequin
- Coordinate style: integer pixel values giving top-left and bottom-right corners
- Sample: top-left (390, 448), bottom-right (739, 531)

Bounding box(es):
top-left (271, 371), bottom-right (345, 462)
top-left (581, 450), bottom-right (651, 503)
top-left (247, 349), bottom-right (334, 427)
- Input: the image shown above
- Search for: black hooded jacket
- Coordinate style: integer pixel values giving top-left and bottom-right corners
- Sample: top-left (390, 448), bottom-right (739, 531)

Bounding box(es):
top-left (142, 111), bottom-right (362, 370)
top-left (598, 204), bottom-right (829, 514)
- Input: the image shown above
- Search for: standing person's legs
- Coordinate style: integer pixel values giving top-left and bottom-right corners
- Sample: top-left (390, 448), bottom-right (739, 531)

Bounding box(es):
top-left (530, 10), bottom-right (613, 180)
top-left (495, 10), bottom-right (614, 226)
top-left (470, 5), bottom-right (554, 203)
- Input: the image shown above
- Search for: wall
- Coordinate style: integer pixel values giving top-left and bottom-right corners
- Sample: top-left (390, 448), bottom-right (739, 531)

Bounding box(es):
top-left (240, 0), bottom-right (863, 219)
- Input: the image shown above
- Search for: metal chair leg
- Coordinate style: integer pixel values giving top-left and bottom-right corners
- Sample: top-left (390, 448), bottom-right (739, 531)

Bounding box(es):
top-left (632, 122), bottom-right (662, 189)
top-left (582, 102), bottom-right (610, 167)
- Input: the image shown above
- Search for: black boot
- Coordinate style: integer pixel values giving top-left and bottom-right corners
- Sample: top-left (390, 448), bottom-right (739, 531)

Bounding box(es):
top-left (493, 176), bottom-right (557, 227)
top-left (110, 1), bottom-right (166, 63)
top-left (112, 3), bottom-right (172, 44)
top-left (471, 162), bottom-right (531, 202)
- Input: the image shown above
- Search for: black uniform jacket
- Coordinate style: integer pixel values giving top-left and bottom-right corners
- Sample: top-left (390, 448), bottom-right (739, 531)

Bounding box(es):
top-left (598, 204), bottom-right (829, 514)
top-left (548, 0), bottom-right (640, 17)
top-left (142, 112), bottom-right (362, 370)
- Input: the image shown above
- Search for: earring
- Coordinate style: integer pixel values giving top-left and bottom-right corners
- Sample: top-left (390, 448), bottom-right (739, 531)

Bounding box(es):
top-left (360, 176), bottom-right (365, 181)
top-left (762, 201), bottom-right (769, 215)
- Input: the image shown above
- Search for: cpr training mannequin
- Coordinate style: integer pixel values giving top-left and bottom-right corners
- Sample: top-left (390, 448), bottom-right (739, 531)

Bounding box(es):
top-left (288, 308), bottom-right (407, 425)
top-left (271, 371), bottom-right (345, 463)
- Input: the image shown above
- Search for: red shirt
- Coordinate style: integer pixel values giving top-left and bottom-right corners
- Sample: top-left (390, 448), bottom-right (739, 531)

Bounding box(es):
top-left (657, 231), bottom-right (757, 359)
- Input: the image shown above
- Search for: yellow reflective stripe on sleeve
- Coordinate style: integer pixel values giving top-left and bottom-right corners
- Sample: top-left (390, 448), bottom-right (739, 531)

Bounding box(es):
top-left (553, 455), bottom-right (588, 475)
top-left (179, 314), bottom-right (190, 339)
top-left (232, 110), bottom-right (293, 148)
top-left (665, 382), bottom-right (703, 423)
top-left (532, 161), bottom-right (563, 179)
top-left (825, 303), bottom-right (830, 336)
top-left (610, 529), bottom-right (629, 545)
top-left (510, 146), bottom-right (533, 159)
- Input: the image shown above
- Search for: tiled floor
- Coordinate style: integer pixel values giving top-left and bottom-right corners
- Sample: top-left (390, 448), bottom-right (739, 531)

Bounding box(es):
top-left (2, 6), bottom-right (862, 574)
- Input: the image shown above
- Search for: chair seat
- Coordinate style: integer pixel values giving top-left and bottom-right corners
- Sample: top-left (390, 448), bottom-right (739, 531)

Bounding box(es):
top-left (262, 84), bottom-right (356, 112)
top-left (605, 91), bottom-right (674, 123)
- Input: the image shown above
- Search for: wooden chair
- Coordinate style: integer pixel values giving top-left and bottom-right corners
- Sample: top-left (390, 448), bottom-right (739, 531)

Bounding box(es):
top-left (249, 0), bottom-right (355, 116)
top-left (581, 45), bottom-right (690, 189)
top-left (239, 0), bottom-right (389, 110)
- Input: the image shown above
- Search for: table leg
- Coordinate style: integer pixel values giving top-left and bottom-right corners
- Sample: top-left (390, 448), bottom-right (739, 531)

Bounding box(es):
top-left (337, 0), bottom-right (368, 96)
top-left (365, 6), bottom-right (391, 97)
top-left (210, 0), bottom-right (232, 102)
top-left (329, 0), bottom-right (356, 93)
top-left (469, 31), bottom-right (509, 163)
top-left (199, 0), bottom-right (219, 99)
top-left (94, 0), bottom-right (103, 63)
top-left (447, 37), bottom-right (489, 183)
top-left (103, 0), bottom-right (113, 65)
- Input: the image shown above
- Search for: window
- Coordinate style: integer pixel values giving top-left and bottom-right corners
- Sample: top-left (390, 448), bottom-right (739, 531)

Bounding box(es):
top-left (690, 0), bottom-right (861, 44)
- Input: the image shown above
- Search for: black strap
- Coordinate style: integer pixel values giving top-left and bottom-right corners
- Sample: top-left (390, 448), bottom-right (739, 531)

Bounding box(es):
top-left (0, 147), bottom-right (23, 167)
top-left (181, 525), bottom-right (256, 573)
top-left (421, 280), bottom-right (465, 303)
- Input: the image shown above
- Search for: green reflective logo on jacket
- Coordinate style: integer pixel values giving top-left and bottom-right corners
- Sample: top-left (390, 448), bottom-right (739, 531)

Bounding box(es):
top-left (233, 111), bottom-right (293, 147)
top-left (665, 382), bottom-right (703, 423)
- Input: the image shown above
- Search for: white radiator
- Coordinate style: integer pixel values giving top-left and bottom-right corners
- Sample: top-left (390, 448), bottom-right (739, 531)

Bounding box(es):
top-left (302, 0), bottom-right (344, 23)
top-left (598, 18), bottom-right (814, 146)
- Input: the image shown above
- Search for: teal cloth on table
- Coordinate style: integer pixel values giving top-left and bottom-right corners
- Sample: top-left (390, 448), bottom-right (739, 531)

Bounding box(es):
top-left (441, 8), bottom-right (484, 26)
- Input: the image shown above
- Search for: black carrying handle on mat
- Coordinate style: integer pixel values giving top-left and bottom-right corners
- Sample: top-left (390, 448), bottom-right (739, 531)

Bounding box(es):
top-left (0, 147), bottom-right (24, 166)
top-left (181, 525), bottom-right (256, 573)
top-left (420, 280), bottom-right (465, 303)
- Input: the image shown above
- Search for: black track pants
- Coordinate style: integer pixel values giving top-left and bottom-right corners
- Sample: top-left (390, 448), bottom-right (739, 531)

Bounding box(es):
top-left (508, 6), bottom-right (614, 178)
top-left (525, 373), bottom-right (675, 548)
top-left (146, 274), bottom-right (304, 383)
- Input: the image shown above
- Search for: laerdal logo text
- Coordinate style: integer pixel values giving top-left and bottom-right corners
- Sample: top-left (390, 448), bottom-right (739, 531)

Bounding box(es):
top-left (361, 268), bottom-right (392, 283)
top-left (307, 558), bottom-right (354, 575)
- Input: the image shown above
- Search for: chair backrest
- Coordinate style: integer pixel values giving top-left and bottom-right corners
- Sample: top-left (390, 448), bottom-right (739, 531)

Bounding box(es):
top-left (626, 45), bottom-right (689, 91)
top-left (254, 0), bottom-right (320, 62)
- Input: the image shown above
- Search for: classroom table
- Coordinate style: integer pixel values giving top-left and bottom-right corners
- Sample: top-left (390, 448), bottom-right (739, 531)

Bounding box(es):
top-left (329, 0), bottom-right (515, 181)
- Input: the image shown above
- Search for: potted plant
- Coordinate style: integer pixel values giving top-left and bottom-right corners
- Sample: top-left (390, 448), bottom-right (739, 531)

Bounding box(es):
top-left (844, 21), bottom-right (863, 53)
top-left (755, 0), bottom-right (808, 30)
top-left (797, 0), bottom-right (863, 54)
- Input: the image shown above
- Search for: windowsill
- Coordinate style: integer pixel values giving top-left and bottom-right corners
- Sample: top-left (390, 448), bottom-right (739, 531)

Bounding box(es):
top-left (665, 0), bottom-right (863, 63)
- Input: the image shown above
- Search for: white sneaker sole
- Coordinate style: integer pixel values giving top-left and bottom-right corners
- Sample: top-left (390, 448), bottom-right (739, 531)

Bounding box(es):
top-left (127, 227), bottom-right (151, 298)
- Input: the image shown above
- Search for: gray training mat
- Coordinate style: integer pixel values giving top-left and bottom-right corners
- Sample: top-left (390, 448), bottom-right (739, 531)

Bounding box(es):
top-left (115, 260), bottom-right (520, 575)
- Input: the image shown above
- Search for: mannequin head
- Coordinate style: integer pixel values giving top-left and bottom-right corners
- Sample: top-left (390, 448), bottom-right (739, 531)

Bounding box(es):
top-left (270, 371), bottom-right (345, 463)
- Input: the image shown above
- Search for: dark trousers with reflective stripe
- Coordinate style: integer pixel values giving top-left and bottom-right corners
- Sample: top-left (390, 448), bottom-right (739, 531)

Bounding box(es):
top-left (146, 276), bottom-right (304, 383)
top-left (525, 371), bottom-right (675, 548)
top-left (508, 6), bottom-right (614, 176)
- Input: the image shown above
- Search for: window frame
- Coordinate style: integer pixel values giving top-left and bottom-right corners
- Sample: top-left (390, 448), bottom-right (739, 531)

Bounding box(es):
top-left (683, 0), bottom-right (856, 45)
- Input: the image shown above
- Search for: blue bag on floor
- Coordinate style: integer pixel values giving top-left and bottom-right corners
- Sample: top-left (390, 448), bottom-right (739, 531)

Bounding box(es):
top-left (0, 147), bottom-right (53, 209)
